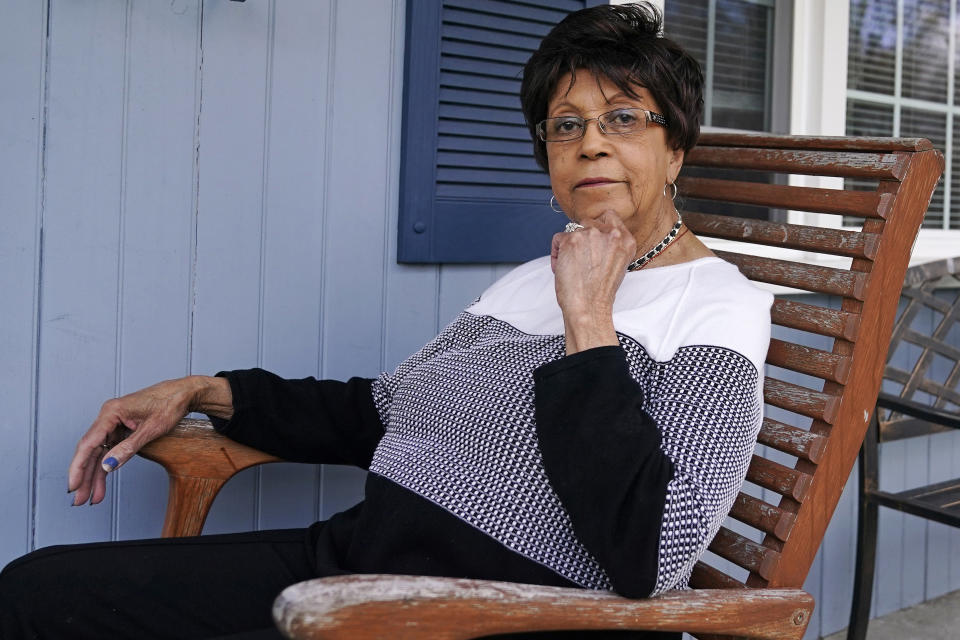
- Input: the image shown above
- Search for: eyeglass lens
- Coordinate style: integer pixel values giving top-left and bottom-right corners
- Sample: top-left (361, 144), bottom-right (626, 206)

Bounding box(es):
top-left (538, 108), bottom-right (652, 141)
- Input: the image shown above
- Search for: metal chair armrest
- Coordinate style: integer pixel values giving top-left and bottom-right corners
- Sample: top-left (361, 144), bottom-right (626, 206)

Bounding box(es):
top-left (876, 392), bottom-right (960, 430)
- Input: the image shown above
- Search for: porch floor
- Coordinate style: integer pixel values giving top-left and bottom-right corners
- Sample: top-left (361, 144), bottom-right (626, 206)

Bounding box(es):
top-left (822, 588), bottom-right (960, 639)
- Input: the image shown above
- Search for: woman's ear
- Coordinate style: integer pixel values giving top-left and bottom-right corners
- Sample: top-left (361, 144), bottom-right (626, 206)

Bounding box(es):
top-left (666, 147), bottom-right (685, 184)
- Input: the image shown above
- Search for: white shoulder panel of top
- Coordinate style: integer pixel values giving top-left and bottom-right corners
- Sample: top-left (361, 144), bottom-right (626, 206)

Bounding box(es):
top-left (468, 256), bottom-right (773, 371)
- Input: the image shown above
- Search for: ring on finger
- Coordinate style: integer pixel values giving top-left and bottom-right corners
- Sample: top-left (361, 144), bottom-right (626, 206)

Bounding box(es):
top-left (564, 222), bottom-right (585, 233)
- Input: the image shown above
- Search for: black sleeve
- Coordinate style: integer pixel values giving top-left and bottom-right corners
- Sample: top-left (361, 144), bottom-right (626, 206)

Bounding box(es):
top-left (207, 368), bottom-right (385, 468)
top-left (534, 346), bottom-right (673, 598)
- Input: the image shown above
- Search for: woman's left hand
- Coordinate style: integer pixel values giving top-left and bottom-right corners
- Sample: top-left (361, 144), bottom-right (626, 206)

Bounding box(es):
top-left (550, 210), bottom-right (637, 354)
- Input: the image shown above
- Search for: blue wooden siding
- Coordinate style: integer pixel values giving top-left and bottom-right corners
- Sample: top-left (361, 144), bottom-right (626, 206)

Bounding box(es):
top-left (0, 2), bottom-right (958, 638)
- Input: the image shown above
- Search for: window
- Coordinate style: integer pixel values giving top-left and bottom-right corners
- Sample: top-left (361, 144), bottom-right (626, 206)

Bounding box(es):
top-left (665, 0), bottom-right (781, 132)
top-left (847, 0), bottom-right (958, 230)
top-left (664, 0), bottom-right (791, 221)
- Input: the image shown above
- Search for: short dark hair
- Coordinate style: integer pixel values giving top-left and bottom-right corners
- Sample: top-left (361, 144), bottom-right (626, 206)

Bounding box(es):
top-left (520, 2), bottom-right (704, 172)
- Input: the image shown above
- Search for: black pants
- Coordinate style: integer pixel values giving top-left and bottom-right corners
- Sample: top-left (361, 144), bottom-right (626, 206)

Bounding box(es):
top-left (0, 528), bottom-right (680, 640)
top-left (0, 528), bottom-right (317, 640)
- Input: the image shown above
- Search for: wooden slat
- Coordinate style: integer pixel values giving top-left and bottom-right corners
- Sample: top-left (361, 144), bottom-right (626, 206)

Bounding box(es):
top-left (767, 338), bottom-right (852, 384)
top-left (764, 377), bottom-right (840, 424)
top-left (696, 132), bottom-right (933, 152)
top-left (757, 418), bottom-right (828, 463)
top-left (730, 492), bottom-right (798, 542)
top-left (690, 561), bottom-right (746, 589)
top-left (747, 455), bottom-right (814, 501)
top-left (678, 178), bottom-right (892, 220)
top-left (770, 299), bottom-right (860, 341)
top-left (708, 527), bottom-right (781, 580)
top-left (684, 147), bottom-right (909, 179)
top-left (717, 251), bottom-right (868, 299)
top-left (684, 211), bottom-right (881, 259)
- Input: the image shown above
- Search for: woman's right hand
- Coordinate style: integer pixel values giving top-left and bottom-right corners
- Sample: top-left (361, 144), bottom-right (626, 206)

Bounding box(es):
top-left (67, 375), bottom-right (232, 506)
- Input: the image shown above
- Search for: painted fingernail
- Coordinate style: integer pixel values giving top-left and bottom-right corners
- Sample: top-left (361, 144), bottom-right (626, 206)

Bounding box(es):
top-left (102, 457), bottom-right (118, 472)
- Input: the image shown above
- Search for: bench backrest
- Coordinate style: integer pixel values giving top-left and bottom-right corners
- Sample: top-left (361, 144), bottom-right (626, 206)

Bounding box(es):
top-left (878, 258), bottom-right (960, 442)
top-left (678, 133), bottom-right (943, 590)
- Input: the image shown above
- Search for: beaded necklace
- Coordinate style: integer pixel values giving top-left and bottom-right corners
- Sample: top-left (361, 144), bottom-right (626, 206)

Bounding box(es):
top-left (563, 208), bottom-right (685, 272)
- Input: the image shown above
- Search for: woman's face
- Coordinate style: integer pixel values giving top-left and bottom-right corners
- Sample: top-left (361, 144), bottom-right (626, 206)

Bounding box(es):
top-left (545, 70), bottom-right (684, 238)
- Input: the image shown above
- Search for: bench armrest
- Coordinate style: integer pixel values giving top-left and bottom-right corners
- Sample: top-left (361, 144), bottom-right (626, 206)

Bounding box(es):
top-left (272, 574), bottom-right (814, 640)
top-left (138, 418), bottom-right (281, 536)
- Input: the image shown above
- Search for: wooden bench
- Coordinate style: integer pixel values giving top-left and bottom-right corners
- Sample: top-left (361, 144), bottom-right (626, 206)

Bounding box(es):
top-left (848, 256), bottom-right (960, 640)
top-left (139, 133), bottom-right (944, 639)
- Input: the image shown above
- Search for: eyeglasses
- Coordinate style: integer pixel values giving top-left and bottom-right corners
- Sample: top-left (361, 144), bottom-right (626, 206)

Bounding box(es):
top-left (536, 108), bottom-right (668, 142)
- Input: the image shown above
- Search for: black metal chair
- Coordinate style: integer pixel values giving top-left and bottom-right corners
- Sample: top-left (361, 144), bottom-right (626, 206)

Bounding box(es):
top-left (848, 257), bottom-right (960, 640)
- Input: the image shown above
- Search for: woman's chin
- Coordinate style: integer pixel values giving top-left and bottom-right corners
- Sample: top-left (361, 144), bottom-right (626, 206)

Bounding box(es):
top-left (574, 202), bottom-right (634, 224)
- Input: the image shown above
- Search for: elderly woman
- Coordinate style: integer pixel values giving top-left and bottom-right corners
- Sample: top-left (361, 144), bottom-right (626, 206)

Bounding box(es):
top-left (1, 3), bottom-right (771, 639)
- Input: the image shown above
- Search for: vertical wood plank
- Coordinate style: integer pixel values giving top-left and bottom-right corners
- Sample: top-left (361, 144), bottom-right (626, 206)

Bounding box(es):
top-left (818, 469), bottom-right (857, 635)
top-left (255, 0), bottom-right (334, 530)
top-left (925, 431), bottom-right (955, 599)
top-left (801, 546), bottom-right (823, 640)
top-left (874, 439), bottom-right (906, 616)
top-left (437, 265), bottom-right (499, 329)
top-left (112, 0), bottom-right (202, 542)
top-left (33, 0), bottom-right (128, 549)
top-left (900, 437), bottom-right (928, 608)
top-left (952, 430), bottom-right (960, 592)
top-left (316, 0), bottom-right (402, 515)
top-left (191, 0), bottom-right (271, 534)
top-left (380, 0), bottom-right (442, 372)
top-left (0, 0), bottom-right (46, 564)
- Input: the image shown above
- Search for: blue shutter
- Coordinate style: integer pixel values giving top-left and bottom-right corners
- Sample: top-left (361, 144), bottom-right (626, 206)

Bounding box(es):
top-left (398, 0), bottom-right (603, 264)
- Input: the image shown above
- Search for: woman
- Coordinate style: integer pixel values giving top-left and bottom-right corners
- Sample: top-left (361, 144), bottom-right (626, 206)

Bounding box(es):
top-left (0, 3), bottom-right (772, 639)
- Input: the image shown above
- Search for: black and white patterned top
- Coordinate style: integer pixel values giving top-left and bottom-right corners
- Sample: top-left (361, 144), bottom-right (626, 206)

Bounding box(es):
top-left (213, 255), bottom-right (772, 599)
top-left (368, 256), bottom-right (772, 595)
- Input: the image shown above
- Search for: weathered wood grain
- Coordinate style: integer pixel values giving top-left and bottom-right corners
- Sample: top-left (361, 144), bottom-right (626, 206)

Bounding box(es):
top-left (767, 338), bottom-right (852, 384)
top-left (272, 575), bottom-right (813, 640)
top-left (757, 418), bottom-right (828, 463)
top-left (138, 419), bottom-right (280, 537)
top-left (679, 179), bottom-right (891, 220)
top-left (689, 561), bottom-right (746, 589)
top-left (764, 377), bottom-right (840, 424)
top-left (708, 527), bottom-right (781, 580)
top-left (717, 251), bottom-right (868, 299)
top-left (684, 211), bottom-right (881, 259)
top-left (747, 456), bottom-right (814, 502)
top-left (685, 147), bottom-right (909, 179)
top-left (730, 492), bottom-right (798, 542)
top-left (770, 299), bottom-right (860, 341)
top-left (696, 132), bottom-right (933, 152)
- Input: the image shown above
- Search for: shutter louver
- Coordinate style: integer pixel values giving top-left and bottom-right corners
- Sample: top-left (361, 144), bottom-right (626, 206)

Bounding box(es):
top-left (399, 0), bottom-right (601, 263)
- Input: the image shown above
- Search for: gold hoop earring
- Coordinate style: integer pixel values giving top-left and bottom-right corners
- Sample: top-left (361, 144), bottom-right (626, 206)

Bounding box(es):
top-left (550, 195), bottom-right (564, 214)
